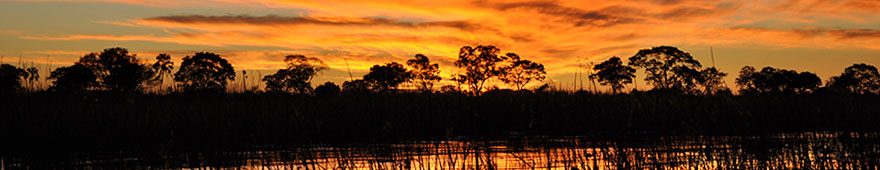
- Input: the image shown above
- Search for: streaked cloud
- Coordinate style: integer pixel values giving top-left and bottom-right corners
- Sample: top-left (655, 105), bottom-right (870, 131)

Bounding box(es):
top-left (4, 0), bottom-right (880, 89)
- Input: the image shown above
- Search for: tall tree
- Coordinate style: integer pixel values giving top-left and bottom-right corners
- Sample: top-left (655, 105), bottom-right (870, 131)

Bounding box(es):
top-left (152, 53), bottom-right (174, 92)
top-left (0, 64), bottom-right (26, 94)
top-left (454, 45), bottom-right (508, 95)
top-left (363, 62), bottom-right (411, 92)
top-left (262, 55), bottom-right (328, 94)
top-left (590, 57), bottom-right (635, 94)
top-left (827, 63), bottom-right (880, 94)
top-left (48, 64), bottom-right (99, 92)
top-left (736, 66), bottom-right (821, 94)
top-left (406, 54), bottom-right (441, 92)
top-left (697, 67), bottom-right (728, 94)
top-left (628, 46), bottom-right (702, 91)
top-left (92, 47), bottom-right (155, 92)
top-left (174, 52), bottom-right (235, 92)
top-left (25, 67), bottom-right (38, 92)
top-left (499, 53), bottom-right (546, 91)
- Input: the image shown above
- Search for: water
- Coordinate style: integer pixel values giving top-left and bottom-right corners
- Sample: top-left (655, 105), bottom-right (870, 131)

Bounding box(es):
top-left (3, 132), bottom-right (880, 169)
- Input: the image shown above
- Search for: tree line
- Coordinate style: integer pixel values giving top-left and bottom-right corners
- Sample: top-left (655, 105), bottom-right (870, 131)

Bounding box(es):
top-left (0, 46), bottom-right (878, 95)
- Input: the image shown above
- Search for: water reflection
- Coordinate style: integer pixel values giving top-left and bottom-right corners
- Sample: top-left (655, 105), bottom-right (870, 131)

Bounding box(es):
top-left (3, 132), bottom-right (880, 169)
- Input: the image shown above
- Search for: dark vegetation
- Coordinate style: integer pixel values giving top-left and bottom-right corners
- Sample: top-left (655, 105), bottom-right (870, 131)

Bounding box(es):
top-left (1, 45), bottom-right (879, 153)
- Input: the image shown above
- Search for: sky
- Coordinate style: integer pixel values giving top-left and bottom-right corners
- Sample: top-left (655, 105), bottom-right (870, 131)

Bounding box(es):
top-left (1, 0), bottom-right (879, 91)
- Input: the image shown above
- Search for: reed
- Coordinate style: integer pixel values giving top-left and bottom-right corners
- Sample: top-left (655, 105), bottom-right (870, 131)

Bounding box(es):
top-left (0, 91), bottom-right (879, 153)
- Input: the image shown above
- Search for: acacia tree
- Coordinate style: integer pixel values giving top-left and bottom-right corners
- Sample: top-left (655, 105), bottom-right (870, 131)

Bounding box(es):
top-left (827, 63), bottom-right (880, 94)
top-left (628, 46), bottom-right (702, 91)
top-left (454, 45), bottom-right (507, 95)
top-left (406, 54), bottom-right (441, 92)
top-left (262, 55), bottom-right (328, 94)
top-left (174, 52), bottom-right (235, 92)
top-left (151, 53), bottom-right (174, 92)
top-left (589, 57), bottom-right (635, 94)
top-left (363, 62), bottom-right (411, 92)
top-left (499, 53), bottom-right (546, 91)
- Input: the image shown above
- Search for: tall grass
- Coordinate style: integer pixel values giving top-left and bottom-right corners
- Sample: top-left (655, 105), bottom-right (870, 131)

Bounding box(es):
top-left (1, 91), bottom-right (879, 153)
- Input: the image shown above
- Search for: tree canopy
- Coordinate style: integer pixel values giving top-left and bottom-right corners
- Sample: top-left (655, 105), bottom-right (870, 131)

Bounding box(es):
top-left (454, 45), bottom-right (508, 95)
top-left (174, 52), bottom-right (235, 92)
top-left (827, 63), bottom-right (880, 94)
top-left (499, 53), bottom-right (546, 91)
top-left (48, 63), bottom-right (99, 93)
top-left (363, 62), bottom-right (411, 92)
top-left (407, 54), bottom-right (441, 92)
top-left (92, 47), bottom-right (155, 92)
top-left (0, 64), bottom-right (26, 94)
top-left (590, 57), bottom-right (635, 94)
top-left (736, 66), bottom-right (821, 94)
top-left (262, 55), bottom-right (328, 94)
top-left (628, 46), bottom-right (702, 91)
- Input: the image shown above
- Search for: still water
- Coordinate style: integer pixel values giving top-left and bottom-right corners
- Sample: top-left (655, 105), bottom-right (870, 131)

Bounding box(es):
top-left (3, 132), bottom-right (880, 169)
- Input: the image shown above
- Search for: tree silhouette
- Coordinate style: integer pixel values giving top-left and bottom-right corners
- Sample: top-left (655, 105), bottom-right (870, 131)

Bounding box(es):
top-left (589, 57), bottom-right (635, 94)
top-left (91, 47), bottom-right (155, 92)
top-left (454, 45), bottom-right (508, 95)
top-left (151, 53), bottom-right (174, 92)
top-left (628, 46), bottom-right (702, 91)
top-left (25, 67), bottom-right (38, 92)
top-left (48, 63), bottom-right (98, 92)
top-left (406, 54), bottom-right (441, 92)
top-left (827, 63), bottom-right (880, 94)
top-left (0, 64), bottom-right (26, 94)
top-left (736, 66), bottom-right (821, 94)
top-left (363, 62), bottom-right (412, 92)
top-left (497, 53), bottom-right (546, 91)
top-left (314, 82), bottom-right (341, 96)
top-left (342, 79), bottom-right (371, 93)
top-left (697, 67), bottom-right (728, 94)
top-left (262, 55), bottom-right (328, 94)
top-left (174, 52), bottom-right (235, 92)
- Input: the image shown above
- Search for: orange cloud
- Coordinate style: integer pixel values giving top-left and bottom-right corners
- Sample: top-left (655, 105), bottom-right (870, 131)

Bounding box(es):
top-left (10, 0), bottom-right (880, 89)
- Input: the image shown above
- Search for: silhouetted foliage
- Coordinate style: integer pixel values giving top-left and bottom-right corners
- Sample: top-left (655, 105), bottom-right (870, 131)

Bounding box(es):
top-left (363, 62), bottom-right (411, 92)
top-left (314, 82), bottom-right (341, 96)
top-left (827, 63), bottom-right (880, 94)
top-left (0, 64), bottom-right (26, 94)
top-left (406, 54), bottom-right (441, 92)
top-left (263, 55), bottom-right (328, 94)
top-left (439, 85), bottom-right (460, 94)
top-left (25, 66), bottom-right (38, 91)
top-left (174, 52), bottom-right (235, 92)
top-left (628, 46), bottom-right (702, 91)
top-left (83, 47), bottom-right (156, 92)
top-left (342, 79), bottom-right (371, 93)
top-left (736, 66), bottom-right (822, 94)
top-left (48, 64), bottom-right (99, 92)
top-left (589, 57), bottom-right (635, 94)
top-left (151, 53), bottom-right (174, 91)
top-left (454, 45), bottom-right (508, 95)
top-left (698, 67), bottom-right (728, 94)
top-left (498, 53), bottom-right (546, 91)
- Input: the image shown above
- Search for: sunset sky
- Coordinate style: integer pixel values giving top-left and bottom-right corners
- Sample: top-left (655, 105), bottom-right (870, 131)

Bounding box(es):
top-left (1, 0), bottom-right (878, 91)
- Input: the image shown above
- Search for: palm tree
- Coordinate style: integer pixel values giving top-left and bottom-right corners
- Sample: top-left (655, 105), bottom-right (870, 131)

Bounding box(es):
top-left (26, 67), bottom-right (38, 92)
top-left (152, 53), bottom-right (173, 93)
